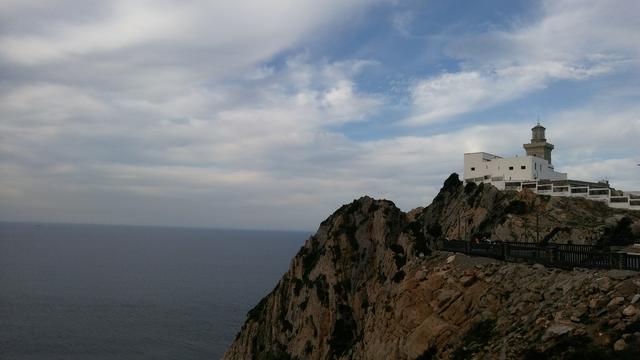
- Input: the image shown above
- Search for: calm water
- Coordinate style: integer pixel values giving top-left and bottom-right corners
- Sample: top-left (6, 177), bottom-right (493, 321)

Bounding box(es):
top-left (0, 222), bottom-right (306, 359)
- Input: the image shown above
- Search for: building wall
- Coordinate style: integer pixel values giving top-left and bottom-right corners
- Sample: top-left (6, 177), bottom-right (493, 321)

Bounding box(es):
top-left (463, 152), bottom-right (566, 182)
top-left (531, 156), bottom-right (566, 180)
top-left (463, 152), bottom-right (499, 182)
top-left (493, 156), bottom-right (534, 181)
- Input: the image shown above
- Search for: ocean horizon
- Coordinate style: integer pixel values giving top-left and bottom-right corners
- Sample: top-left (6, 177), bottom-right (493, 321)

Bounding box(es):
top-left (0, 221), bottom-right (308, 359)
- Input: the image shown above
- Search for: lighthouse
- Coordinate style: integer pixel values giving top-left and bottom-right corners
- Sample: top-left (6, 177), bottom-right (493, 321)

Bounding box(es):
top-left (523, 123), bottom-right (555, 164)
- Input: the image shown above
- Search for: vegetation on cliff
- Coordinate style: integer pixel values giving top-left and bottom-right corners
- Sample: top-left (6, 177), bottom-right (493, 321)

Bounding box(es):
top-left (225, 175), bottom-right (640, 359)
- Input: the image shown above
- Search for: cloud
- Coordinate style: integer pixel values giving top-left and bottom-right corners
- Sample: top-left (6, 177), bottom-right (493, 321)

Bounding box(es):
top-left (562, 158), bottom-right (639, 191)
top-left (543, 106), bottom-right (640, 189)
top-left (391, 10), bottom-right (414, 37)
top-left (0, 0), bottom-right (379, 66)
top-left (0, 46), bottom-right (386, 229)
top-left (0, 84), bottom-right (109, 124)
top-left (404, 0), bottom-right (639, 125)
top-left (0, 0), bottom-right (638, 230)
top-left (405, 62), bottom-right (612, 125)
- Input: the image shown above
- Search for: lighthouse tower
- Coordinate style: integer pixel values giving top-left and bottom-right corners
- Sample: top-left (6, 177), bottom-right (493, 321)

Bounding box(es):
top-left (523, 123), bottom-right (555, 164)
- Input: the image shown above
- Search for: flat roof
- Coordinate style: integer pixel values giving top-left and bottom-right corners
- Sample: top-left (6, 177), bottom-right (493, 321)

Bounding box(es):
top-left (463, 152), bottom-right (502, 158)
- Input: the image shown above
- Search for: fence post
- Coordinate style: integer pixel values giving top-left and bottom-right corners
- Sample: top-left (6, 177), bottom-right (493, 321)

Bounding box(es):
top-left (609, 252), bottom-right (614, 270)
top-left (618, 253), bottom-right (625, 270)
top-left (500, 242), bottom-right (506, 260)
top-left (465, 241), bottom-right (470, 255)
top-left (544, 246), bottom-right (550, 265)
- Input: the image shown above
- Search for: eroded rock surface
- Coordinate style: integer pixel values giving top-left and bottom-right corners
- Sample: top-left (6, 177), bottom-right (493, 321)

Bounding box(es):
top-left (224, 175), bottom-right (640, 359)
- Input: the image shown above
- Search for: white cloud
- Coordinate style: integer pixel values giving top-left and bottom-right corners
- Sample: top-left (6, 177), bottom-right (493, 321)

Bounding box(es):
top-left (404, 0), bottom-right (639, 125)
top-left (0, 49), bottom-right (386, 229)
top-left (0, 0), bottom-right (638, 230)
top-left (405, 61), bottom-right (613, 125)
top-left (1, 89), bottom-right (638, 229)
top-left (562, 159), bottom-right (639, 191)
top-left (0, 0), bottom-right (379, 66)
top-left (0, 84), bottom-right (108, 124)
top-left (391, 10), bottom-right (414, 37)
top-left (545, 106), bottom-right (640, 165)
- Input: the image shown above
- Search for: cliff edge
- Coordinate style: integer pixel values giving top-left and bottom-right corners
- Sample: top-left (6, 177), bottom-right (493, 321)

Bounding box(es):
top-left (224, 174), bottom-right (640, 359)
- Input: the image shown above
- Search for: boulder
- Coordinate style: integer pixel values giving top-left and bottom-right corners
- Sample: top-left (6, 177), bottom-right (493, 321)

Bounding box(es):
top-left (415, 270), bottom-right (427, 281)
top-left (613, 339), bottom-right (627, 351)
top-left (460, 275), bottom-right (476, 287)
top-left (543, 322), bottom-right (574, 340)
top-left (622, 305), bottom-right (638, 317)
top-left (435, 289), bottom-right (460, 310)
top-left (607, 297), bottom-right (625, 308)
top-left (595, 277), bottom-right (611, 292)
top-left (589, 296), bottom-right (608, 310)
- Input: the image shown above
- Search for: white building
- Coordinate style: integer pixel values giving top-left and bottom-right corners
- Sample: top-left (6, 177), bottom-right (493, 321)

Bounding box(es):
top-left (463, 124), bottom-right (639, 210)
top-left (464, 124), bottom-right (566, 184)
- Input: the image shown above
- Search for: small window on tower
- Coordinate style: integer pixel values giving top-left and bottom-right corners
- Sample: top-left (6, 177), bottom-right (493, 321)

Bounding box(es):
top-left (509, 166), bottom-right (514, 170)
top-left (521, 165), bottom-right (526, 169)
top-left (470, 167), bottom-right (475, 171)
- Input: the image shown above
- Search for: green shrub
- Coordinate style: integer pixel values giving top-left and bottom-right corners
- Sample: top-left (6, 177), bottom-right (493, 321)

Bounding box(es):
top-left (377, 271), bottom-right (387, 284)
top-left (426, 223), bottom-right (442, 238)
top-left (328, 304), bottom-right (357, 357)
top-left (464, 182), bottom-right (477, 194)
top-left (304, 340), bottom-right (314, 355)
top-left (452, 319), bottom-right (496, 360)
top-left (522, 335), bottom-right (613, 360)
top-left (415, 346), bottom-right (438, 360)
top-left (390, 243), bottom-right (404, 254)
top-left (602, 216), bottom-right (636, 246)
top-left (333, 279), bottom-right (352, 296)
top-left (394, 254), bottom-right (406, 269)
top-left (504, 199), bottom-right (528, 215)
top-left (292, 278), bottom-right (304, 297)
top-left (314, 275), bottom-right (329, 307)
top-left (392, 270), bottom-right (405, 283)
top-left (247, 296), bottom-right (268, 322)
top-left (301, 240), bottom-right (323, 281)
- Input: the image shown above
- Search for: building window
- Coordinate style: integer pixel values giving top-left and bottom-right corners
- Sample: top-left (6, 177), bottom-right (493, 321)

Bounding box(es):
top-left (508, 166), bottom-right (514, 170)
top-left (470, 167), bottom-right (475, 171)
top-left (521, 165), bottom-right (526, 169)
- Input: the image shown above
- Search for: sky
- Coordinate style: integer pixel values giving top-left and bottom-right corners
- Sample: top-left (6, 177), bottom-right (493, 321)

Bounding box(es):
top-left (0, 0), bottom-right (639, 231)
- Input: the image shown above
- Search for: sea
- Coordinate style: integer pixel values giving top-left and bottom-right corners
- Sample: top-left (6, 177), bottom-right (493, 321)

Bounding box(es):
top-left (0, 222), bottom-right (307, 360)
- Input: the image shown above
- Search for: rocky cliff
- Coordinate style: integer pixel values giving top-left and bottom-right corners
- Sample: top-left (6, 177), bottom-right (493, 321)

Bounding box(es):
top-left (421, 174), bottom-right (640, 246)
top-left (224, 174), bottom-right (640, 359)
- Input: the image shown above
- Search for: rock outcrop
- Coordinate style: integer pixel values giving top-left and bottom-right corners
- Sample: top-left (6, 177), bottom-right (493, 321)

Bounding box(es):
top-left (421, 174), bottom-right (640, 246)
top-left (224, 174), bottom-right (640, 359)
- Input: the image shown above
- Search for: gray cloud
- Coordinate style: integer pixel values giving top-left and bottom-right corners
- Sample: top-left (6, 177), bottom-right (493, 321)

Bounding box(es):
top-left (0, 0), bottom-right (638, 230)
top-left (0, 0), bottom-right (391, 229)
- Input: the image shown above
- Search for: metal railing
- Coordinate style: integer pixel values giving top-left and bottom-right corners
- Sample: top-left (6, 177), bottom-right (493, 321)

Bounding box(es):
top-left (437, 240), bottom-right (640, 271)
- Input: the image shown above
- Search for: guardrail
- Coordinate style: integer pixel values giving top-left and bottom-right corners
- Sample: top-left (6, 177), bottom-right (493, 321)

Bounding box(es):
top-left (436, 240), bottom-right (640, 271)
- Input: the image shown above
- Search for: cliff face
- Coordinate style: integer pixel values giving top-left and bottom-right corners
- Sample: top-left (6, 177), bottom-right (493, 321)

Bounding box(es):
top-left (225, 196), bottom-right (425, 359)
top-left (224, 175), bottom-right (640, 359)
top-left (421, 174), bottom-right (640, 246)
